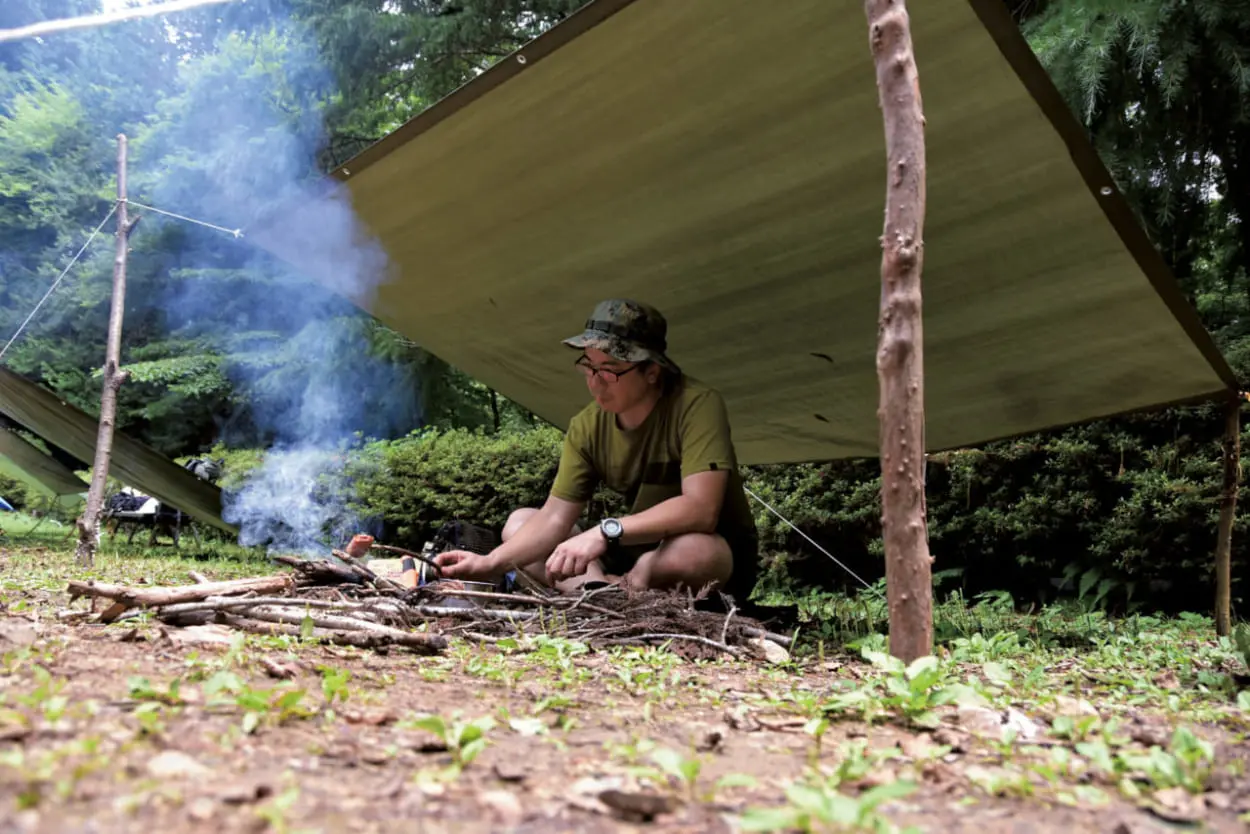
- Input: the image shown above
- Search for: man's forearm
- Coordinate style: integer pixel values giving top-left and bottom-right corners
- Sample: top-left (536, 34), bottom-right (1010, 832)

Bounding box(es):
top-left (616, 495), bottom-right (719, 546)
top-left (488, 511), bottom-right (571, 572)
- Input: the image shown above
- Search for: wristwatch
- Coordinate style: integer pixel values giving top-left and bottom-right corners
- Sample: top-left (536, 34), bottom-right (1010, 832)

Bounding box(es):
top-left (599, 517), bottom-right (623, 548)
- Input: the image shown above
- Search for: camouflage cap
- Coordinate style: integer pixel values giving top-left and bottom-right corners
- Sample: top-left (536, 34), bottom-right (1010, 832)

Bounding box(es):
top-left (563, 299), bottom-right (681, 373)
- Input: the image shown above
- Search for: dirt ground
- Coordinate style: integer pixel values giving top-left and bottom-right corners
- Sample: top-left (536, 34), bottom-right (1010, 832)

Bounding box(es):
top-left (2, 547), bottom-right (1249, 833)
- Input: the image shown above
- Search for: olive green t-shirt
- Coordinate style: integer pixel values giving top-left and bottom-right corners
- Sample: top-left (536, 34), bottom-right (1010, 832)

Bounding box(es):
top-left (549, 375), bottom-right (758, 595)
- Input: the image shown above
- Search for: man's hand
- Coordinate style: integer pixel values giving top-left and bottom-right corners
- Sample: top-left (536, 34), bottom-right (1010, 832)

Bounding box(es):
top-left (545, 528), bottom-right (607, 583)
top-left (433, 549), bottom-right (498, 581)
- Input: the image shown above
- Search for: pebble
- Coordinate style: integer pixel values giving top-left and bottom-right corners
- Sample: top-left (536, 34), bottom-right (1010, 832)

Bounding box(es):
top-left (146, 750), bottom-right (210, 779)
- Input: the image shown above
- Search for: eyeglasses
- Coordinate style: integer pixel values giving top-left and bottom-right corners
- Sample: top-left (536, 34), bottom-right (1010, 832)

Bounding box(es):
top-left (574, 355), bottom-right (644, 383)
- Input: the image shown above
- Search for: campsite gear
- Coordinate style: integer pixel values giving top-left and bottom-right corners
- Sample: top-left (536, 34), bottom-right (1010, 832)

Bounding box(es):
top-left (0, 496), bottom-right (13, 512)
top-left (562, 299), bottom-right (680, 374)
top-left (399, 555), bottom-right (419, 589)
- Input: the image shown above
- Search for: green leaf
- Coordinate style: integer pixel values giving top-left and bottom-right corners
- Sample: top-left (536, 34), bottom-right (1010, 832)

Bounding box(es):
top-left (737, 806), bottom-right (805, 832)
top-left (458, 737), bottom-right (487, 765)
top-left (982, 661), bottom-right (1013, 686)
top-left (241, 711), bottom-right (260, 735)
top-left (905, 655), bottom-right (940, 684)
top-left (715, 773), bottom-right (759, 790)
top-left (783, 783), bottom-right (830, 816)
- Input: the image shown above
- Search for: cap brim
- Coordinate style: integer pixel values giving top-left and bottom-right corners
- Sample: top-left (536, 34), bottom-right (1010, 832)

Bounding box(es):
top-left (563, 331), bottom-right (681, 373)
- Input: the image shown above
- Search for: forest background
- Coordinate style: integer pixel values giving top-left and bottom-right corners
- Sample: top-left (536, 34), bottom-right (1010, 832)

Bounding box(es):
top-left (1, 0), bottom-right (1247, 617)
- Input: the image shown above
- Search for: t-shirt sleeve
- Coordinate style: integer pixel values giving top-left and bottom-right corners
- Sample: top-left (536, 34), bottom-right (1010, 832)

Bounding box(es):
top-left (549, 415), bottom-right (598, 503)
top-left (679, 389), bottom-right (738, 480)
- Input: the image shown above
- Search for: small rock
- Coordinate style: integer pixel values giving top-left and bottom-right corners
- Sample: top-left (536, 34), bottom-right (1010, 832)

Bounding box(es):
top-left (1129, 724), bottom-right (1170, 748)
top-left (492, 762), bottom-right (527, 783)
top-left (696, 727), bottom-right (725, 753)
top-left (746, 637), bottom-right (790, 664)
top-left (480, 790), bottom-right (524, 827)
top-left (932, 727), bottom-right (966, 753)
top-left (1052, 695), bottom-right (1099, 719)
top-left (360, 748), bottom-right (391, 765)
top-left (187, 797), bottom-right (216, 821)
top-left (1148, 786), bottom-right (1205, 823)
top-left (898, 733), bottom-right (939, 759)
top-left (146, 750), bottom-right (210, 779)
top-left (0, 618), bottom-right (38, 647)
top-left (1002, 708), bottom-right (1043, 741)
top-left (957, 705), bottom-right (1003, 737)
top-left (167, 625), bottom-right (235, 647)
top-left (598, 790), bottom-right (677, 822)
top-left (723, 705), bottom-right (760, 732)
top-left (218, 780), bottom-right (274, 805)
top-left (1152, 669), bottom-right (1180, 689)
top-left (1204, 791), bottom-right (1231, 811)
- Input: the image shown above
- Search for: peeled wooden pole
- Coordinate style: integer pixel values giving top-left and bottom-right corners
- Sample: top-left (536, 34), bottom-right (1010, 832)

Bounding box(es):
top-left (865, 0), bottom-right (933, 662)
top-left (1214, 396), bottom-right (1241, 637)
top-left (76, 134), bottom-right (132, 567)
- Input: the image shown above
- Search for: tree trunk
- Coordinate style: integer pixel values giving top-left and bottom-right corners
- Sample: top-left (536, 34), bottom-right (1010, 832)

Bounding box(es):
top-left (865, 0), bottom-right (933, 663)
top-left (75, 134), bottom-right (131, 567)
top-left (489, 388), bottom-right (501, 433)
top-left (1215, 396), bottom-right (1241, 637)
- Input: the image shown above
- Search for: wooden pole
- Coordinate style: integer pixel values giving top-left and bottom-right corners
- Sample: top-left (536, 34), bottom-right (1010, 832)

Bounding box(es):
top-left (865, 0), bottom-right (933, 662)
top-left (1215, 395), bottom-right (1241, 637)
top-left (76, 134), bottom-right (132, 567)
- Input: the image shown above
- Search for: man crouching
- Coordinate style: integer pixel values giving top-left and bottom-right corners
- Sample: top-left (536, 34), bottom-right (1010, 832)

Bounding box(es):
top-left (434, 299), bottom-right (760, 603)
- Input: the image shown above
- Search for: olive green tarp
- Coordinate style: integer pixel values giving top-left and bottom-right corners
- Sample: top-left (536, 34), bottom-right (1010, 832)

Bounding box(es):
top-left (0, 426), bottom-right (87, 497)
top-left (0, 367), bottom-right (234, 533)
top-left (255, 0), bottom-right (1237, 464)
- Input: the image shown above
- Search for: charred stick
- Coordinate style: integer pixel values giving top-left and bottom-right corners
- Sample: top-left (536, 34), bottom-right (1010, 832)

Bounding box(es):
top-left (272, 554), bottom-right (361, 584)
top-left (333, 548), bottom-right (405, 593)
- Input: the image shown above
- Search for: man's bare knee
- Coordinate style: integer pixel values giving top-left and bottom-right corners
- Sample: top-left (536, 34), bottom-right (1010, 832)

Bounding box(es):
top-left (648, 533), bottom-right (733, 590)
top-left (502, 508), bottom-right (539, 541)
top-left (501, 507), bottom-right (581, 543)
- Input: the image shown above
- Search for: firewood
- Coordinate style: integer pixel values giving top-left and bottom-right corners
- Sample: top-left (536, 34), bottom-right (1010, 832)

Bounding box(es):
top-left (214, 612), bottom-right (446, 654)
top-left (66, 574), bottom-right (293, 608)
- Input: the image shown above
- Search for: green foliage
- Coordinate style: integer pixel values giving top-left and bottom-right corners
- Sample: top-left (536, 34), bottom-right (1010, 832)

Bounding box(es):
top-left (346, 427), bottom-right (566, 547)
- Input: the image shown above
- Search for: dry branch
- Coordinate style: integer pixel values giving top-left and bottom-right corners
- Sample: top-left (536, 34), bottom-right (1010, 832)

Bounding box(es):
top-left (72, 550), bottom-right (792, 662)
top-left (215, 613), bottom-right (445, 654)
top-left (67, 574), bottom-right (293, 608)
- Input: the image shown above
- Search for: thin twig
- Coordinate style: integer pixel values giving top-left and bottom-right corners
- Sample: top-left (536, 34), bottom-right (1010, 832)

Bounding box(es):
top-left (721, 604), bottom-right (738, 646)
top-left (598, 633), bottom-right (743, 658)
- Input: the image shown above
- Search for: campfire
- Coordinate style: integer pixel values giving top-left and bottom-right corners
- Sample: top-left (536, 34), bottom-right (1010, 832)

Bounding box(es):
top-left (64, 528), bottom-right (794, 662)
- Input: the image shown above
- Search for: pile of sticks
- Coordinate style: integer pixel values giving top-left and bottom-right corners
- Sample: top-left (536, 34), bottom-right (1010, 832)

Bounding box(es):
top-left (64, 549), bottom-right (793, 660)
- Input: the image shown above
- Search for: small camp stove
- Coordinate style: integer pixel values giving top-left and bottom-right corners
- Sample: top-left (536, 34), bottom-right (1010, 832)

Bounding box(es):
top-left (413, 520), bottom-right (501, 588)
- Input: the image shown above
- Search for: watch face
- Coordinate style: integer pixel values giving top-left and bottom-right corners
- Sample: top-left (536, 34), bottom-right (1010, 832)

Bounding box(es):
top-left (602, 518), bottom-right (623, 538)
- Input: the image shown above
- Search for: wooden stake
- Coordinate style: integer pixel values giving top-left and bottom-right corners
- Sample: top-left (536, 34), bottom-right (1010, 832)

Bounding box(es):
top-left (1215, 395), bottom-right (1240, 637)
top-left (865, 0), bottom-right (933, 662)
top-left (76, 134), bottom-right (132, 567)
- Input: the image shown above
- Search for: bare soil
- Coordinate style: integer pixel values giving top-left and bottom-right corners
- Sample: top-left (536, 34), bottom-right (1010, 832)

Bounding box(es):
top-left (1, 549), bottom-right (1249, 833)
